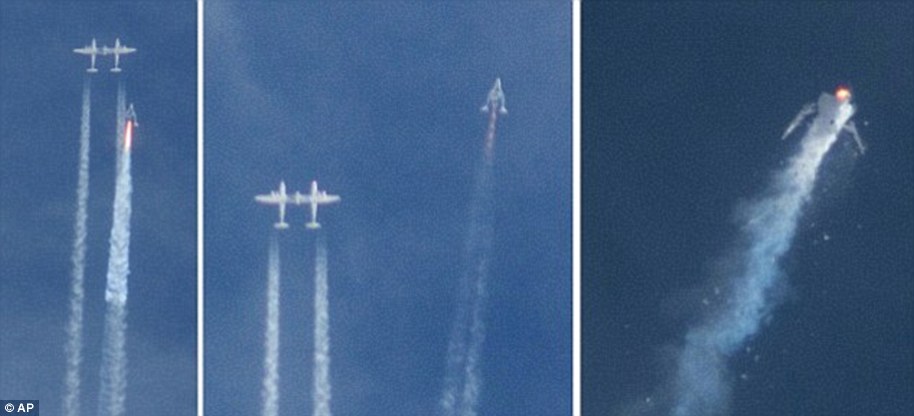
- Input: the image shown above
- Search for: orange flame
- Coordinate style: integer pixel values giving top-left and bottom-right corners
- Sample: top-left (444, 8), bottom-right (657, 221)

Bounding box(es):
top-left (835, 86), bottom-right (851, 102)
top-left (124, 120), bottom-right (133, 152)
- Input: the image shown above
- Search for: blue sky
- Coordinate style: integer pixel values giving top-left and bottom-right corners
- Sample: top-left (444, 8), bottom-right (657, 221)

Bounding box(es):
top-left (0, 1), bottom-right (196, 415)
top-left (8, 3), bottom-right (908, 416)
top-left (583, 2), bottom-right (913, 415)
top-left (204, 2), bottom-right (571, 415)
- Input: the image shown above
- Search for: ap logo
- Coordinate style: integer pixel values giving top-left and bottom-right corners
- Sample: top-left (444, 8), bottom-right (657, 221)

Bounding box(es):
top-left (0, 401), bottom-right (38, 415)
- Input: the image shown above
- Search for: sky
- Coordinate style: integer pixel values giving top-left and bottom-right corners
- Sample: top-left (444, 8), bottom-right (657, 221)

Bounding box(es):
top-left (0, 1), bottom-right (196, 415)
top-left (583, 2), bottom-right (913, 416)
top-left (8, 3), bottom-right (907, 416)
top-left (204, 2), bottom-right (571, 416)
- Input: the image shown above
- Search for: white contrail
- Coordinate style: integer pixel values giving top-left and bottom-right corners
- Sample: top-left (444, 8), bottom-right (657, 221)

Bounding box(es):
top-left (98, 81), bottom-right (132, 416)
top-left (439, 264), bottom-right (471, 416)
top-left (63, 76), bottom-right (92, 416)
top-left (440, 268), bottom-right (471, 416)
top-left (313, 236), bottom-right (332, 416)
top-left (624, 91), bottom-right (857, 416)
top-left (261, 235), bottom-right (281, 416)
top-left (458, 257), bottom-right (489, 416)
top-left (440, 98), bottom-right (500, 416)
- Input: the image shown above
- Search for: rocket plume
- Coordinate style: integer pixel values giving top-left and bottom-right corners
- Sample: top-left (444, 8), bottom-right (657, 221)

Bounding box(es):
top-left (440, 80), bottom-right (502, 416)
top-left (97, 80), bottom-right (133, 416)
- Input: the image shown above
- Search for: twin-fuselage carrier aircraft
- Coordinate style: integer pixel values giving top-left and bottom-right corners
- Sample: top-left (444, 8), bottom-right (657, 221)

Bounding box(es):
top-left (73, 38), bottom-right (136, 73)
top-left (255, 180), bottom-right (341, 230)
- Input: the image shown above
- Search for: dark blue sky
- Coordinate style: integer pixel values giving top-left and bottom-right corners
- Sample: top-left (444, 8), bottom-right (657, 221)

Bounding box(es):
top-left (0, 1), bottom-right (196, 415)
top-left (583, 2), bottom-right (913, 416)
top-left (205, 2), bottom-right (570, 415)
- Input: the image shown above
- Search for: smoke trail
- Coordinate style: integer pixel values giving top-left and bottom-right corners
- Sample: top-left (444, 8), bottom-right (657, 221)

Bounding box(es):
top-left (98, 80), bottom-right (132, 416)
top-left (313, 235), bottom-right (332, 416)
top-left (97, 298), bottom-right (128, 416)
top-left (261, 235), bottom-right (281, 416)
top-left (440, 257), bottom-right (471, 415)
top-left (63, 76), bottom-right (92, 416)
top-left (634, 92), bottom-right (854, 416)
top-left (440, 103), bottom-right (500, 416)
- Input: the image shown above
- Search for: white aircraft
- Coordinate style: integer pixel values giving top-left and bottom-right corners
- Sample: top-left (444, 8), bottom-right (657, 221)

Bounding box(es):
top-left (480, 77), bottom-right (508, 115)
top-left (126, 103), bottom-right (139, 127)
top-left (102, 38), bottom-right (136, 73)
top-left (782, 86), bottom-right (865, 154)
top-left (255, 181), bottom-right (292, 230)
top-left (73, 38), bottom-right (102, 73)
top-left (293, 180), bottom-right (341, 229)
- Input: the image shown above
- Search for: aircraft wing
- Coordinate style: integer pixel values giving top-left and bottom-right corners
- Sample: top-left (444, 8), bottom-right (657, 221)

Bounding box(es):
top-left (315, 194), bottom-right (341, 204)
top-left (292, 192), bottom-right (310, 205)
top-left (297, 194), bottom-right (337, 204)
top-left (109, 46), bottom-right (136, 55)
top-left (255, 194), bottom-right (288, 204)
top-left (100, 46), bottom-right (133, 55)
